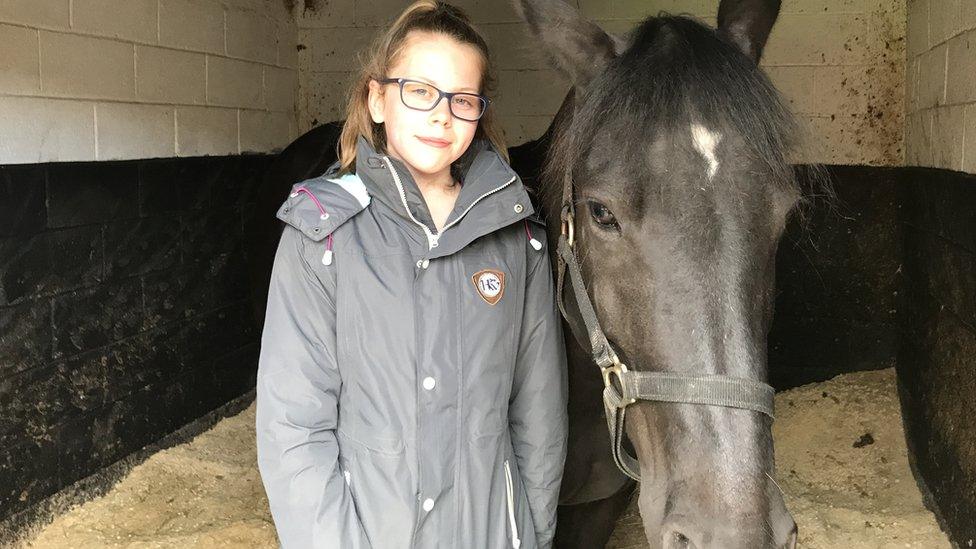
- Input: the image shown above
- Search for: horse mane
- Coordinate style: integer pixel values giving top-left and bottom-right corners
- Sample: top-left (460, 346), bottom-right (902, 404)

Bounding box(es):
top-left (540, 14), bottom-right (831, 217)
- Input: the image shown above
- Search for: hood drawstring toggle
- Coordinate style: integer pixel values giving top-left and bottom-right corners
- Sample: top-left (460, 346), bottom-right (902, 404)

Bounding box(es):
top-left (524, 220), bottom-right (543, 251)
top-left (291, 185), bottom-right (335, 265)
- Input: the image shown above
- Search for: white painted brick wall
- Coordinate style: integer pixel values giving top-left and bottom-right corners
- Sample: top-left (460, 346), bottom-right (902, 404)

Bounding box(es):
top-left (0, 0), bottom-right (299, 164)
top-left (297, 0), bottom-right (906, 164)
top-left (906, 0), bottom-right (976, 173)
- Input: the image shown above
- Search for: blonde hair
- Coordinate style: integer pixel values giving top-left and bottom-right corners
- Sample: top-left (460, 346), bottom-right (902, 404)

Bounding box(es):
top-left (335, 0), bottom-right (508, 175)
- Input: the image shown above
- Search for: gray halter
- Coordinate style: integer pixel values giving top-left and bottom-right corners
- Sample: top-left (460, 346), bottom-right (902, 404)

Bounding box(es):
top-left (554, 191), bottom-right (775, 482)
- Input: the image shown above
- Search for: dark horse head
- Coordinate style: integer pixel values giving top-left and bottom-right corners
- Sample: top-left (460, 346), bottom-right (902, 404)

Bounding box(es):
top-left (515, 1), bottom-right (805, 547)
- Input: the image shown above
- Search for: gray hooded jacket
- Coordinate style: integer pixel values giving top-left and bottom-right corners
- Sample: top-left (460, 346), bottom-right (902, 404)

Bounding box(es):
top-left (255, 135), bottom-right (569, 549)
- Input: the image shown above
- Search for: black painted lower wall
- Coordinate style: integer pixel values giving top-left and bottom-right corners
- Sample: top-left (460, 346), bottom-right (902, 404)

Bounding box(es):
top-left (769, 165), bottom-right (906, 390)
top-left (0, 154), bottom-right (273, 527)
top-left (897, 168), bottom-right (976, 547)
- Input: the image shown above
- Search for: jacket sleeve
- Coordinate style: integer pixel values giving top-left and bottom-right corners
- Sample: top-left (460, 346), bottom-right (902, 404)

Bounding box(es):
top-left (508, 231), bottom-right (570, 549)
top-left (255, 225), bottom-right (371, 549)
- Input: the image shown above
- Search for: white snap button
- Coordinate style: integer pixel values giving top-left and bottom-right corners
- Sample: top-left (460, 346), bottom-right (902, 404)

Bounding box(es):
top-left (320, 213), bottom-right (329, 220)
top-left (514, 203), bottom-right (524, 213)
top-left (422, 498), bottom-right (434, 511)
top-left (416, 260), bottom-right (423, 268)
top-left (422, 377), bottom-right (435, 390)
top-left (421, 259), bottom-right (430, 269)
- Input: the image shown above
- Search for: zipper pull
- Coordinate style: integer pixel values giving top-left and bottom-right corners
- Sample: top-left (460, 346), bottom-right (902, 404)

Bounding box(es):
top-left (428, 233), bottom-right (440, 250)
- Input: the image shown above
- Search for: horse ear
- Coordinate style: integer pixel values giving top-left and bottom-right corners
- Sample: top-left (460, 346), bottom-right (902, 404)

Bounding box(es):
top-left (716, 0), bottom-right (782, 64)
top-left (511, 0), bottom-right (617, 90)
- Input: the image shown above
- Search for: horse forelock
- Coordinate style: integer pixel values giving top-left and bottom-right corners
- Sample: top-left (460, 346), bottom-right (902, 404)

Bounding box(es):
top-left (540, 14), bottom-right (816, 212)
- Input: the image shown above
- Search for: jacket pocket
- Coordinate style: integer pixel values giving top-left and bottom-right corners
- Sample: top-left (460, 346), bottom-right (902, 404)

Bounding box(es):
top-left (504, 459), bottom-right (522, 549)
top-left (337, 424), bottom-right (405, 457)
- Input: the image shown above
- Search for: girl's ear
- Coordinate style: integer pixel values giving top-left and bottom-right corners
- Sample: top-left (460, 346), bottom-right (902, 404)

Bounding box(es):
top-left (367, 79), bottom-right (385, 124)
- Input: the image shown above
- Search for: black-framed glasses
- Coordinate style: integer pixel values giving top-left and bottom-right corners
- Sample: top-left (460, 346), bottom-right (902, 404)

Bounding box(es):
top-left (376, 77), bottom-right (490, 122)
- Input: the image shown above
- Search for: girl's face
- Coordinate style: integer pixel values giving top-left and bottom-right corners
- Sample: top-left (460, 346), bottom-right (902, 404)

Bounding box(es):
top-left (367, 31), bottom-right (484, 182)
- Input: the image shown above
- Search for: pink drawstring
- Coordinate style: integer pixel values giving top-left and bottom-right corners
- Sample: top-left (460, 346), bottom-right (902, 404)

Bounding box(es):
top-left (524, 219), bottom-right (542, 251)
top-left (294, 185), bottom-right (335, 265)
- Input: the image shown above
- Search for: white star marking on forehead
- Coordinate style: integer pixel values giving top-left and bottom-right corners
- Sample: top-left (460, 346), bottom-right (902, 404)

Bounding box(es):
top-left (691, 124), bottom-right (722, 180)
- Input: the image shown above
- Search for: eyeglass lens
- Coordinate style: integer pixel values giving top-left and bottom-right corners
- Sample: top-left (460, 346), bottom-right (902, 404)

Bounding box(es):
top-left (400, 81), bottom-right (485, 120)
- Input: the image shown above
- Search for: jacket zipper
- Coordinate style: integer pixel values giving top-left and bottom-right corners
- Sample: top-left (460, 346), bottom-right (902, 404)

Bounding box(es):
top-left (382, 156), bottom-right (517, 251)
top-left (504, 460), bottom-right (522, 549)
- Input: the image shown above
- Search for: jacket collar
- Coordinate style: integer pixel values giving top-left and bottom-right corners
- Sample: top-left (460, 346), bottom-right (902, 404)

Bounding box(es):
top-left (327, 134), bottom-right (535, 258)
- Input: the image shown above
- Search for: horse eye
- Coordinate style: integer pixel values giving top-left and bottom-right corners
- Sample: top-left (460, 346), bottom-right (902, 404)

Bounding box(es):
top-left (588, 201), bottom-right (618, 229)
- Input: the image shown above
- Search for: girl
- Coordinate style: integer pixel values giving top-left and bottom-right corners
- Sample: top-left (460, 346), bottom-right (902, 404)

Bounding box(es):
top-left (255, 2), bottom-right (568, 548)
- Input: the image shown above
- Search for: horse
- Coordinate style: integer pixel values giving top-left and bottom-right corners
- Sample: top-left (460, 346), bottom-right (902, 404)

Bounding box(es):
top-left (512, 1), bottom-right (809, 547)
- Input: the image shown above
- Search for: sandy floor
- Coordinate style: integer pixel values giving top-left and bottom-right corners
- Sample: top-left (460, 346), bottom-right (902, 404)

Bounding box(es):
top-left (19, 368), bottom-right (951, 548)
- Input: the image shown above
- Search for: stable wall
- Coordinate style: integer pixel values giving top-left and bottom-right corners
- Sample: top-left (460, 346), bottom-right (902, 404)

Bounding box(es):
top-left (905, 0), bottom-right (976, 172)
top-left (297, 0), bottom-right (906, 165)
top-left (0, 0), bottom-right (299, 164)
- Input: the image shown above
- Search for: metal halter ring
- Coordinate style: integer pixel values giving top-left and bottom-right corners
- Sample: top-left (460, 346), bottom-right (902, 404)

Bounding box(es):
top-left (560, 208), bottom-right (575, 248)
top-left (602, 361), bottom-right (637, 408)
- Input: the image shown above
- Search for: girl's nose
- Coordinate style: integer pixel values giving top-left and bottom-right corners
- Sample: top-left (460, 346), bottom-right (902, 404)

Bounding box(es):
top-left (428, 96), bottom-right (452, 126)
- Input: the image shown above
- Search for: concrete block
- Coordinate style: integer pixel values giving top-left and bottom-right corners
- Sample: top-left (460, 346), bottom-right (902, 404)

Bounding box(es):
top-left (265, 65), bottom-right (298, 112)
top-left (298, 27), bottom-right (377, 73)
top-left (491, 69), bottom-right (520, 119)
top-left (614, 0), bottom-right (712, 19)
top-left (296, 0), bottom-right (356, 28)
top-left (136, 46), bottom-right (206, 104)
top-left (240, 109), bottom-right (291, 153)
top-left (354, 0), bottom-right (398, 27)
top-left (578, 0), bottom-right (613, 20)
top-left (765, 66), bottom-right (820, 116)
top-left (0, 0), bottom-right (69, 29)
top-left (482, 23), bottom-right (547, 70)
top-left (906, 0), bottom-right (929, 58)
top-left (0, 24), bottom-right (39, 95)
top-left (72, 0), bottom-right (157, 43)
top-left (299, 70), bottom-right (353, 128)
top-left (931, 104), bottom-right (966, 170)
top-left (159, 0), bottom-right (225, 54)
top-left (176, 106), bottom-right (238, 156)
top-left (764, 13), bottom-right (886, 66)
top-left (945, 30), bottom-right (976, 104)
top-left (904, 111), bottom-right (925, 165)
top-left (0, 97), bottom-right (94, 163)
top-left (964, 105), bottom-right (976, 173)
top-left (906, 56), bottom-right (920, 114)
top-left (40, 31), bottom-right (135, 100)
top-left (781, 0), bottom-right (887, 14)
top-left (277, 17), bottom-right (299, 69)
top-left (517, 69), bottom-right (568, 116)
top-left (226, 8), bottom-right (277, 64)
top-left (96, 103), bottom-right (176, 160)
top-left (804, 111), bottom-right (902, 166)
top-left (929, 0), bottom-right (958, 46)
top-left (917, 43), bottom-right (947, 108)
top-left (961, 1), bottom-right (976, 34)
top-left (207, 55), bottom-right (264, 108)
top-left (449, 0), bottom-right (522, 23)
top-left (500, 115), bottom-right (551, 147)
top-left (917, 108), bottom-right (937, 166)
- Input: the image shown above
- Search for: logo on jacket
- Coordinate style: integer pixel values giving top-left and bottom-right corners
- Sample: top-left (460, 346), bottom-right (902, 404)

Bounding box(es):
top-left (471, 269), bottom-right (505, 305)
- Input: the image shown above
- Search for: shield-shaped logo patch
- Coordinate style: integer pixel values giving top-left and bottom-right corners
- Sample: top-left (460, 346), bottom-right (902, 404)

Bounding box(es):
top-left (471, 269), bottom-right (505, 305)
